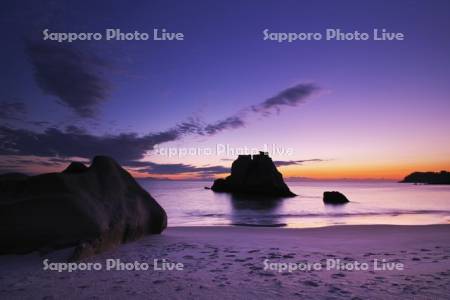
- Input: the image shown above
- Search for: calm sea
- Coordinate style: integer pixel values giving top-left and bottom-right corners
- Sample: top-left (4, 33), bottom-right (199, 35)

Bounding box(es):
top-left (139, 180), bottom-right (450, 228)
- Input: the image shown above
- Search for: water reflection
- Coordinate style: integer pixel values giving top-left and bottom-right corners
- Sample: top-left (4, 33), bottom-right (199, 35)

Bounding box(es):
top-left (227, 193), bottom-right (287, 227)
top-left (141, 180), bottom-right (450, 228)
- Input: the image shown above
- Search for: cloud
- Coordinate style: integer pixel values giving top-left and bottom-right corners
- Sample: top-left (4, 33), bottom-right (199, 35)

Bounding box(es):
top-left (28, 120), bottom-right (51, 127)
top-left (0, 101), bottom-right (26, 120)
top-left (273, 159), bottom-right (325, 167)
top-left (203, 116), bottom-right (245, 135)
top-left (126, 161), bottom-right (228, 175)
top-left (0, 155), bottom-right (88, 174)
top-left (178, 83), bottom-right (318, 134)
top-left (219, 158), bottom-right (326, 167)
top-left (0, 125), bottom-right (179, 164)
top-left (175, 117), bottom-right (205, 135)
top-left (173, 115), bottom-right (245, 136)
top-left (173, 83), bottom-right (319, 135)
top-left (252, 83), bottom-right (319, 114)
top-left (0, 82), bottom-right (320, 171)
top-left (0, 152), bottom-right (227, 177)
top-left (25, 40), bottom-right (109, 118)
top-left (125, 157), bottom-right (324, 178)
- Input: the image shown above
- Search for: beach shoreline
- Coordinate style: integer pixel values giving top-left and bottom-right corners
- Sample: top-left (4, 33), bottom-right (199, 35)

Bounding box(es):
top-left (1, 224), bottom-right (450, 299)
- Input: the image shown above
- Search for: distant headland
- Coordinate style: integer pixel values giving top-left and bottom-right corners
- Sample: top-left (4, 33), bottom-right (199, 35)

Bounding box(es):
top-left (401, 171), bottom-right (450, 185)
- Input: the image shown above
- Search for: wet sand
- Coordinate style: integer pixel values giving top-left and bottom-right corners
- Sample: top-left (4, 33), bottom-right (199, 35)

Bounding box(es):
top-left (1, 225), bottom-right (450, 299)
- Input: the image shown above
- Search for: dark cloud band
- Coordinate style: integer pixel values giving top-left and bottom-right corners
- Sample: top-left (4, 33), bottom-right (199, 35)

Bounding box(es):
top-left (0, 82), bottom-right (319, 173)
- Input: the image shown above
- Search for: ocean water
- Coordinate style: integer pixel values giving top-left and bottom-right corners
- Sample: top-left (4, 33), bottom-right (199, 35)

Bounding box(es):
top-left (139, 180), bottom-right (450, 228)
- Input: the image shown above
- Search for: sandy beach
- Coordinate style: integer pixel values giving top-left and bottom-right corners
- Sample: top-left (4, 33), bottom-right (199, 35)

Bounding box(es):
top-left (1, 224), bottom-right (450, 299)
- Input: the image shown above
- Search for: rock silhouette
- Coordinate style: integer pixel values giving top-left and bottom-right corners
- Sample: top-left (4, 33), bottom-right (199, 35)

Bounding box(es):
top-left (323, 191), bottom-right (350, 204)
top-left (0, 156), bottom-right (167, 260)
top-left (401, 171), bottom-right (450, 185)
top-left (211, 152), bottom-right (296, 197)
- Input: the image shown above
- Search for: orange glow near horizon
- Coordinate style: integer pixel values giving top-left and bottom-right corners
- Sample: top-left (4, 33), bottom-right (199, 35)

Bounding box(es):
top-left (130, 160), bottom-right (450, 181)
top-left (8, 155), bottom-right (449, 181)
top-left (279, 160), bottom-right (450, 180)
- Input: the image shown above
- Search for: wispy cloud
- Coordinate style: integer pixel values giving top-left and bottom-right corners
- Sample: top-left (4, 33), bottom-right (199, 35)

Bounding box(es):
top-left (126, 160), bottom-right (229, 175)
top-left (0, 125), bottom-right (179, 164)
top-left (251, 83), bottom-right (319, 114)
top-left (0, 101), bottom-right (26, 120)
top-left (173, 83), bottom-right (319, 135)
top-left (203, 116), bottom-right (245, 135)
top-left (0, 82), bottom-right (320, 171)
top-left (273, 159), bottom-right (326, 167)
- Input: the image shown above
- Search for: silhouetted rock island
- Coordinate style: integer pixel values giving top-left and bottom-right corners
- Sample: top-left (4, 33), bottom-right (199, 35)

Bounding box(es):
top-left (323, 191), bottom-right (350, 204)
top-left (211, 152), bottom-right (296, 197)
top-left (0, 156), bottom-right (167, 260)
top-left (401, 171), bottom-right (450, 185)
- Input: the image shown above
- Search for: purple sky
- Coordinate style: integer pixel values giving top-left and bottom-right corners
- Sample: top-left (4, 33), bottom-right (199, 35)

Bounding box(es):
top-left (1, 0), bottom-right (449, 179)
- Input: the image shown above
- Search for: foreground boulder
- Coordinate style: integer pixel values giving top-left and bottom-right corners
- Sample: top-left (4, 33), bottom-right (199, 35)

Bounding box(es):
top-left (211, 152), bottom-right (295, 197)
top-left (0, 156), bottom-right (167, 259)
top-left (323, 191), bottom-right (350, 204)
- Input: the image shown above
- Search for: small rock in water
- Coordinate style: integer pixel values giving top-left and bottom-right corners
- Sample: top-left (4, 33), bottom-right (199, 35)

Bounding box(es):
top-left (323, 191), bottom-right (350, 204)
